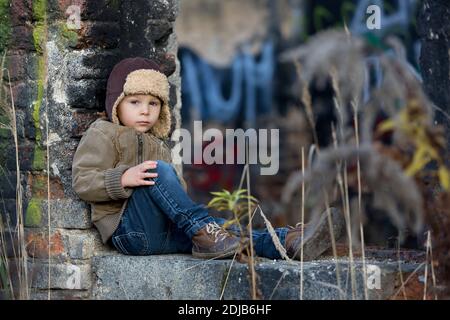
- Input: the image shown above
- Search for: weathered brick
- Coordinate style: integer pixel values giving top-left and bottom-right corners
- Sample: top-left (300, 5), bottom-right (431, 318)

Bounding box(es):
top-left (62, 229), bottom-right (113, 259)
top-left (0, 290), bottom-right (13, 300)
top-left (10, 80), bottom-right (38, 110)
top-left (70, 110), bottom-right (103, 138)
top-left (9, 25), bottom-right (35, 51)
top-left (10, 0), bottom-right (33, 27)
top-left (30, 289), bottom-right (89, 300)
top-left (24, 227), bottom-right (108, 260)
top-left (121, 0), bottom-right (178, 22)
top-left (48, 140), bottom-right (80, 171)
top-left (45, 104), bottom-right (76, 142)
top-left (26, 173), bottom-right (66, 199)
top-left (29, 261), bottom-right (91, 290)
top-left (4, 54), bottom-right (27, 82)
top-left (6, 258), bottom-right (33, 295)
top-left (1, 229), bottom-right (20, 258)
top-left (66, 79), bottom-right (106, 109)
top-left (66, 49), bottom-right (120, 80)
top-left (4, 143), bottom-right (35, 172)
top-left (26, 229), bottom-right (66, 259)
top-left (169, 79), bottom-right (178, 106)
top-left (56, 169), bottom-right (81, 200)
top-left (0, 111), bottom-right (26, 143)
top-left (27, 198), bottom-right (92, 230)
top-left (0, 172), bottom-right (17, 199)
top-left (149, 20), bottom-right (174, 43)
top-left (82, 0), bottom-right (120, 22)
top-left (119, 19), bottom-right (175, 58)
top-left (78, 21), bottom-right (120, 49)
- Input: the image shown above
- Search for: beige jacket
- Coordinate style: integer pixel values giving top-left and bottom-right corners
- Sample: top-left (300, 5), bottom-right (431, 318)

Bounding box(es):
top-left (72, 118), bottom-right (186, 244)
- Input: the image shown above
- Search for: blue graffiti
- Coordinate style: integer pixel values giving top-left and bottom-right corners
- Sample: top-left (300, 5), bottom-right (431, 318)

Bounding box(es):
top-left (198, 54), bottom-right (243, 123)
top-left (180, 41), bottom-right (275, 126)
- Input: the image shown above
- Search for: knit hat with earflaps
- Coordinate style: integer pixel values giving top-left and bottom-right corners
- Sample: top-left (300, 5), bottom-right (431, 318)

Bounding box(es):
top-left (105, 57), bottom-right (171, 138)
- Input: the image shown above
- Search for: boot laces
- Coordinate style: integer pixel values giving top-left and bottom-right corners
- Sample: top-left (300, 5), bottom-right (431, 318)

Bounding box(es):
top-left (205, 222), bottom-right (228, 243)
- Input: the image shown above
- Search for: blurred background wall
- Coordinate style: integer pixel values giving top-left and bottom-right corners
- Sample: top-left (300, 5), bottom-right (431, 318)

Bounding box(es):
top-left (175, 0), bottom-right (421, 242)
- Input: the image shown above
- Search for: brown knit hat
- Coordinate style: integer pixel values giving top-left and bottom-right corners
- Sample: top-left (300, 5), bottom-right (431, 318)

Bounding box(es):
top-left (105, 57), bottom-right (171, 138)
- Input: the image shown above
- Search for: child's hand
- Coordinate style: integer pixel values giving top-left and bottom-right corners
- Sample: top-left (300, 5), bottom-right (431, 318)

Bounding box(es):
top-left (121, 161), bottom-right (158, 188)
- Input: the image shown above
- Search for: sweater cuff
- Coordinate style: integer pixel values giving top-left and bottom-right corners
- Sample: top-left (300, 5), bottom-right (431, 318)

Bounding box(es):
top-left (104, 165), bottom-right (133, 200)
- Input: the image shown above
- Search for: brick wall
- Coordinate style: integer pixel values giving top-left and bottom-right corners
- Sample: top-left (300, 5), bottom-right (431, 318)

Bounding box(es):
top-left (0, 0), bottom-right (182, 299)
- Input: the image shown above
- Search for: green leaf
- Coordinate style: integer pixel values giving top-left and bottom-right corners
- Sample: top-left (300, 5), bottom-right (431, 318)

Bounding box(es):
top-left (207, 197), bottom-right (226, 206)
top-left (210, 191), bottom-right (227, 197)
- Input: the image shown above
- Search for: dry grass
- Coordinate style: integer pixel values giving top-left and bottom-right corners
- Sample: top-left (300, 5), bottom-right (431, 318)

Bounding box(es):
top-left (299, 147), bottom-right (305, 299)
top-left (207, 143), bottom-right (262, 299)
top-left (277, 28), bottom-right (450, 298)
top-left (0, 54), bottom-right (29, 300)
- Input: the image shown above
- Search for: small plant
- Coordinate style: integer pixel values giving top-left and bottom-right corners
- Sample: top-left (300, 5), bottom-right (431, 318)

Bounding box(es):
top-left (207, 189), bottom-right (258, 230)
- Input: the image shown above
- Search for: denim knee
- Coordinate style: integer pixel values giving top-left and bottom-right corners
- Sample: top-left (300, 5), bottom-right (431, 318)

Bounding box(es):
top-left (155, 160), bottom-right (173, 173)
top-left (154, 160), bottom-right (180, 183)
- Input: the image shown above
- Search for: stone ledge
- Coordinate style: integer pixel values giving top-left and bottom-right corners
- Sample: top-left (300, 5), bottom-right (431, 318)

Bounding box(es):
top-left (91, 254), bottom-right (423, 300)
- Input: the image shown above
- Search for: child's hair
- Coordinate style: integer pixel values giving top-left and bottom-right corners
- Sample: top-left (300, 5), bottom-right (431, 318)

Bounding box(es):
top-left (105, 57), bottom-right (172, 138)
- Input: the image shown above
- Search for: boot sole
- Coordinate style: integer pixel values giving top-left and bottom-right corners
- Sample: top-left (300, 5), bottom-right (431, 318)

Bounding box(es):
top-left (292, 207), bottom-right (345, 261)
top-left (192, 241), bottom-right (242, 259)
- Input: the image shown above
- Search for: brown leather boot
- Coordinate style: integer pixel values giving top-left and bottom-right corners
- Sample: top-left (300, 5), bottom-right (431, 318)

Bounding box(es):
top-left (192, 222), bottom-right (243, 259)
top-left (285, 207), bottom-right (344, 261)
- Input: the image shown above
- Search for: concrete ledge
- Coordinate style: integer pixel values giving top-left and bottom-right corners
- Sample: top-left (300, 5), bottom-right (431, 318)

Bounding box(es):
top-left (92, 254), bottom-right (423, 300)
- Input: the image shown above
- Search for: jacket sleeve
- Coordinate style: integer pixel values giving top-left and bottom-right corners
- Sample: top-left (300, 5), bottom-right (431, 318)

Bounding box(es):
top-left (72, 127), bottom-right (133, 202)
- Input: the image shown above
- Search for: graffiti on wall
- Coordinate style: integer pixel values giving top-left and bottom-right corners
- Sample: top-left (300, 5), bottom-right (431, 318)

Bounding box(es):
top-left (179, 42), bottom-right (275, 197)
top-left (180, 41), bottom-right (275, 126)
top-left (305, 0), bottom-right (420, 67)
top-left (303, 0), bottom-right (422, 104)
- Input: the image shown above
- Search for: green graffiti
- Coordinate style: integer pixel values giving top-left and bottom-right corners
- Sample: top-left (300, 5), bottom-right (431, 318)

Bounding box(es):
top-left (25, 198), bottom-right (42, 227)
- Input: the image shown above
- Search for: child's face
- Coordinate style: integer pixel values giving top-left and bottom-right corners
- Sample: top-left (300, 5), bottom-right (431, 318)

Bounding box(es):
top-left (117, 94), bottom-right (161, 133)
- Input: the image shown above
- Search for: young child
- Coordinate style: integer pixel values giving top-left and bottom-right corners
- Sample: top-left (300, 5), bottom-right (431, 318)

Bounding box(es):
top-left (72, 57), bottom-right (343, 260)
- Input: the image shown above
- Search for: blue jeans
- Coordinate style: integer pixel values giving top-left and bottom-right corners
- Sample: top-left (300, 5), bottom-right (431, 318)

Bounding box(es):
top-left (110, 160), bottom-right (289, 259)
